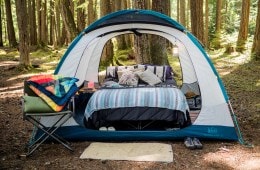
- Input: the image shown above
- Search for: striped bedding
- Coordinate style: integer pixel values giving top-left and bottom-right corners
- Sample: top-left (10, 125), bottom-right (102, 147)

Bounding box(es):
top-left (84, 87), bottom-right (189, 120)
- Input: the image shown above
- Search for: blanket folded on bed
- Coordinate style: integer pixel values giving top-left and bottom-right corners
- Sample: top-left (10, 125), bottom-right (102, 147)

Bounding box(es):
top-left (84, 87), bottom-right (189, 120)
top-left (26, 74), bottom-right (78, 112)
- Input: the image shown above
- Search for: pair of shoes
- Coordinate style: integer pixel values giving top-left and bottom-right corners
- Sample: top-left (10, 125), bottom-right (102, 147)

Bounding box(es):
top-left (184, 137), bottom-right (203, 149)
top-left (184, 137), bottom-right (195, 149)
top-left (192, 137), bottom-right (203, 149)
top-left (98, 126), bottom-right (116, 131)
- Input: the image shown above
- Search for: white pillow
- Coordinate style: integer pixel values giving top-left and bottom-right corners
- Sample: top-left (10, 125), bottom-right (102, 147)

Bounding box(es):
top-left (136, 69), bottom-right (162, 86)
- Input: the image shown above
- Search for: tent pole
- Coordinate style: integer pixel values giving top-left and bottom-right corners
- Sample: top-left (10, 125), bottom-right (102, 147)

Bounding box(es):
top-left (228, 100), bottom-right (252, 147)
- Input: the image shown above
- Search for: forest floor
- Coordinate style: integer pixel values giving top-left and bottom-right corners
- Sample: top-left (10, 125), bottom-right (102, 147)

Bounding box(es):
top-left (0, 48), bottom-right (259, 170)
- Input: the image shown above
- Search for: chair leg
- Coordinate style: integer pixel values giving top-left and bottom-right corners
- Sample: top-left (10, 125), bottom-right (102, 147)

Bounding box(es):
top-left (25, 113), bottom-right (73, 156)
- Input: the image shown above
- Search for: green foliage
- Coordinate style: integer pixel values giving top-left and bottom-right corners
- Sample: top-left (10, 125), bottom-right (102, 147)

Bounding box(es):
top-left (112, 48), bottom-right (136, 66)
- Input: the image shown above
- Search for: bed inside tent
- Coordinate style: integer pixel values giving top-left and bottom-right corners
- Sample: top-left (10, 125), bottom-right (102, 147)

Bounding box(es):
top-left (33, 9), bottom-right (239, 141)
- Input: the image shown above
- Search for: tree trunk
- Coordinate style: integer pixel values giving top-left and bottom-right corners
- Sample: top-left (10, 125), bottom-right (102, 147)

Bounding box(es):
top-left (133, 0), bottom-right (151, 64)
top-left (15, 0), bottom-right (30, 68)
top-left (54, 1), bottom-right (61, 46)
top-left (190, 0), bottom-right (204, 46)
top-left (5, 0), bottom-right (17, 47)
top-left (40, 0), bottom-right (47, 45)
top-left (37, 0), bottom-right (42, 45)
top-left (150, 0), bottom-right (169, 65)
top-left (204, 0), bottom-right (209, 48)
top-left (49, 0), bottom-right (54, 45)
top-left (87, 0), bottom-right (95, 25)
top-left (59, 0), bottom-right (79, 42)
top-left (0, 0), bottom-right (3, 47)
top-left (213, 0), bottom-right (222, 49)
top-left (114, 0), bottom-right (127, 50)
top-left (186, 0), bottom-right (190, 30)
top-left (180, 0), bottom-right (186, 27)
top-left (236, 0), bottom-right (250, 52)
top-left (100, 0), bottom-right (114, 66)
top-left (177, 0), bottom-right (180, 22)
top-left (252, 0), bottom-right (260, 60)
top-left (77, 0), bottom-right (86, 31)
top-left (28, 0), bottom-right (37, 46)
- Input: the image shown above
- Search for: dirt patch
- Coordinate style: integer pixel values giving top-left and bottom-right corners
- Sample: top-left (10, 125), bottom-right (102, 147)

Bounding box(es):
top-left (0, 56), bottom-right (259, 169)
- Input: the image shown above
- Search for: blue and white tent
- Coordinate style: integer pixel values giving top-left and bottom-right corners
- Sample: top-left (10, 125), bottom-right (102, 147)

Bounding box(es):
top-left (40, 10), bottom-right (240, 141)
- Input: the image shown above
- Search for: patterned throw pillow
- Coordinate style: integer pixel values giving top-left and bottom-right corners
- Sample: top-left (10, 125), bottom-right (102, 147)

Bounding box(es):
top-left (118, 71), bottom-right (139, 86)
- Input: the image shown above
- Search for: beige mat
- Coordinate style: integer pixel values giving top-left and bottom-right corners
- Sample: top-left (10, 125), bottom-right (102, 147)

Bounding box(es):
top-left (80, 142), bottom-right (173, 162)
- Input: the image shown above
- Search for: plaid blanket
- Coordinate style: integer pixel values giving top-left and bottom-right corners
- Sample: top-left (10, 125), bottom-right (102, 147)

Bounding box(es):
top-left (85, 87), bottom-right (189, 120)
top-left (27, 74), bottom-right (78, 111)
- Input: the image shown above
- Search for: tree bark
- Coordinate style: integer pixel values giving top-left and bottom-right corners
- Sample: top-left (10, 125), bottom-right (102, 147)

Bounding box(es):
top-left (37, 0), bottom-right (41, 45)
top-left (54, 1), bottom-right (61, 46)
top-left (49, 0), bottom-right (54, 45)
top-left (190, 0), bottom-right (204, 46)
top-left (236, 0), bottom-right (250, 52)
top-left (87, 0), bottom-right (95, 25)
top-left (252, 0), bottom-right (260, 60)
top-left (133, 0), bottom-right (151, 64)
top-left (59, 0), bottom-right (79, 42)
top-left (40, 0), bottom-right (47, 45)
top-left (77, 0), bottom-right (86, 31)
top-left (28, 0), bottom-right (37, 46)
top-left (0, 0), bottom-right (3, 47)
top-left (180, 0), bottom-right (186, 27)
top-left (100, 0), bottom-right (114, 66)
top-left (204, 0), bottom-right (209, 48)
top-left (150, 0), bottom-right (169, 65)
top-left (213, 0), bottom-right (222, 49)
top-left (5, 0), bottom-right (17, 47)
top-left (15, 0), bottom-right (30, 68)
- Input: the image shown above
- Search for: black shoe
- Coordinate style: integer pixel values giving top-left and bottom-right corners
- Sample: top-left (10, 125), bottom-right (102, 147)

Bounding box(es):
top-left (184, 137), bottom-right (195, 149)
top-left (193, 137), bottom-right (203, 149)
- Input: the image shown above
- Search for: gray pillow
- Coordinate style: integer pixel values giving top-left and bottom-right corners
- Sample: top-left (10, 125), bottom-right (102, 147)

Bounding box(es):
top-left (136, 69), bottom-right (162, 86)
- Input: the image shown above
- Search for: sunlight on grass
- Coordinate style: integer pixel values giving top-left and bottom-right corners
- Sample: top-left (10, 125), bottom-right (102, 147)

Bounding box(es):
top-left (256, 80), bottom-right (260, 87)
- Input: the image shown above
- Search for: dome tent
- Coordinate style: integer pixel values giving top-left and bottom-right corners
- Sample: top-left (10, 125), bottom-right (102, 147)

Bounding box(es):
top-left (39, 9), bottom-right (240, 141)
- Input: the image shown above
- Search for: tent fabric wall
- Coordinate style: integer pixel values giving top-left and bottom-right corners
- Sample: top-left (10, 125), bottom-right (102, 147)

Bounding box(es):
top-left (49, 9), bottom-right (239, 141)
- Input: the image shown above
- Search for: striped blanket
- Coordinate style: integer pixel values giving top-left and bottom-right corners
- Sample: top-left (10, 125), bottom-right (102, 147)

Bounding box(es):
top-left (84, 87), bottom-right (189, 120)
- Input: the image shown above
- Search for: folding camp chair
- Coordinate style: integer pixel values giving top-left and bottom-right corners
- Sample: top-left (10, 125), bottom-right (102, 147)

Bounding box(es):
top-left (22, 81), bottom-right (75, 156)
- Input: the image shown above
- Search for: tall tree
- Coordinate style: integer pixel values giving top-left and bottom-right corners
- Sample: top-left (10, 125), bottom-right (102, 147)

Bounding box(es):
top-left (87, 0), bottom-right (96, 25)
top-left (59, 0), bottom-right (79, 42)
top-left (236, 0), bottom-right (250, 52)
top-left (180, 0), bottom-right (186, 27)
top-left (54, 1), bottom-right (61, 46)
top-left (16, 0), bottom-right (30, 68)
top-left (190, 0), bottom-right (204, 45)
top-left (37, 0), bottom-right (42, 45)
top-left (5, 0), bottom-right (17, 47)
top-left (133, 0), bottom-right (151, 64)
top-left (114, 0), bottom-right (127, 50)
top-left (150, 0), bottom-right (169, 65)
top-left (213, 0), bottom-right (222, 48)
top-left (0, 0), bottom-right (3, 47)
top-left (77, 0), bottom-right (86, 31)
top-left (41, 0), bottom-right (47, 45)
top-left (252, 0), bottom-right (260, 60)
top-left (204, 0), bottom-right (209, 48)
top-left (49, 0), bottom-right (54, 45)
top-left (100, 0), bottom-right (114, 66)
top-left (28, 0), bottom-right (37, 45)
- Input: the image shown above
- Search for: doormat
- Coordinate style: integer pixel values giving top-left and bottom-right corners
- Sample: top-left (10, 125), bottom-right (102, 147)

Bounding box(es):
top-left (80, 142), bottom-right (173, 162)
